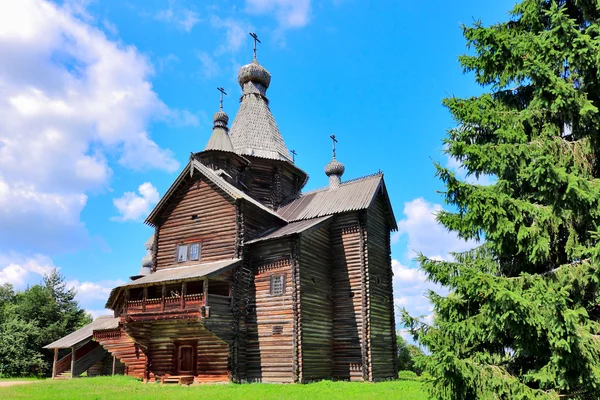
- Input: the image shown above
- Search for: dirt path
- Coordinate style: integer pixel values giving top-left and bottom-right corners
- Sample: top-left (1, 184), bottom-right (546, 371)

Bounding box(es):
top-left (0, 381), bottom-right (39, 387)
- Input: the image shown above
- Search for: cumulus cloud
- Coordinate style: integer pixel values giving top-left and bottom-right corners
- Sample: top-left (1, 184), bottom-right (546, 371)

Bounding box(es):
top-left (67, 278), bottom-right (125, 309)
top-left (392, 198), bottom-right (477, 337)
top-left (113, 182), bottom-right (160, 222)
top-left (393, 197), bottom-right (476, 260)
top-left (0, 253), bottom-right (56, 288)
top-left (245, 0), bottom-right (311, 28)
top-left (0, 0), bottom-right (185, 253)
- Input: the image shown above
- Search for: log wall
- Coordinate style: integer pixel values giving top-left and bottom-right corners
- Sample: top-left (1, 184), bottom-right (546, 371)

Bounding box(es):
top-left (245, 239), bottom-right (295, 382)
top-left (93, 328), bottom-right (146, 379)
top-left (331, 213), bottom-right (365, 381)
top-left (298, 226), bottom-right (333, 381)
top-left (156, 175), bottom-right (237, 270)
top-left (144, 320), bottom-right (230, 383)
top-left (366, 196), bottom-right (397, 380)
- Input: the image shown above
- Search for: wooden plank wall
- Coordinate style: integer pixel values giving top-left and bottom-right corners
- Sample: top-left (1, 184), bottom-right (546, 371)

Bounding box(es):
top-left (243, 203), bottom-right (285, 242)
top-left (246, 239), bottom-right (295, 383)
top-left (299, 226), bottom-right (333, 382)
top-left (366, 196), bottom-right (397, 380)
top-left (93, 328), bottom-right (146, 378)
top-left (156, 175), bottom-right (237, 270)
top-left (331, 213), bottom-right (365, 381)
top-left (145, 320), bottom-right (230, 383)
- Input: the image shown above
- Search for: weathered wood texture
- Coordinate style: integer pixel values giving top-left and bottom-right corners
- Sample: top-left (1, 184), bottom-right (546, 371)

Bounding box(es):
top-left (298, 226), bottom-right (333, 382)
top-left (93, 328), bottom-right (147, 378)
top-left (366, 196), bottom-right (397, 380)
top-left (242, 157), bottom-right (303, 210)
top-left (330, 213), bottom-right (365, 381)
top-left (246, 239), bottom-right (295, 383)
top-left (156, 175), bottom-right (237, 270)
top-left (87, 353), bottom-right (124, 376)
top-left (141, 320), bottom-right (230, 383)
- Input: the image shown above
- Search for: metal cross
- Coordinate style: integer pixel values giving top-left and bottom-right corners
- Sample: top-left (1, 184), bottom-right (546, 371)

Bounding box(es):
top-left (249, 32), bottom-right (261, 59)
top-left (290, 149), bottom-right (297, 162)
top-left (217, 87), bottom-right (227, 110)
top-left (330, 134), bottom-right (338, 159)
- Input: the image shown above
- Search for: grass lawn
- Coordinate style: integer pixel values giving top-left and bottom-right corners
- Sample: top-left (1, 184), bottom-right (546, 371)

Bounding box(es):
top-left (0, 375), bottom-right (428, 400)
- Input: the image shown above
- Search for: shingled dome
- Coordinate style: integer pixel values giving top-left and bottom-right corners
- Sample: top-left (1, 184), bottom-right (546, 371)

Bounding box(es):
top-left (229, 58), bottom-right (293, 162)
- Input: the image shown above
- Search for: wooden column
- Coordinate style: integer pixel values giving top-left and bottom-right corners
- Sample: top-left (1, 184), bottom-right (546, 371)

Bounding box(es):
top-left (142, 287), bottom-right (148, 312)
top-left (161, 285), bottom-right (166, 312)
top-left (181, 282), bottom-right (187, 310)
top-left (70, 347), bottom-right (76, 379)
top-left (112, 355), bottom-right (116, 376)
top-left (52, 348), bottom-right (58, 378)
top-left (124, 289), bottom-right (130, 314)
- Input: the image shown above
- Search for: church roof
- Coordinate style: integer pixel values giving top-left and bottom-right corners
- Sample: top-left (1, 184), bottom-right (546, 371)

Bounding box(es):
top-left (145, 159), bottom-right (284, 227)
top-left (44, 316), bottom-right (119, 349)
top-left (277, 173), bottom-right (398, 230)
top-left (245, 215), bottom-right (332, 244)
top-left (105, 259), bottom-right (241, 309)
top-left (229, 58), bottom-right (293, 162)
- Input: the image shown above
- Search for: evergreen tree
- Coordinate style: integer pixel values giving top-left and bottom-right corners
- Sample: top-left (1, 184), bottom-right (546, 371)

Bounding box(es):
top-left (402, 1), bottom-right (600, 398)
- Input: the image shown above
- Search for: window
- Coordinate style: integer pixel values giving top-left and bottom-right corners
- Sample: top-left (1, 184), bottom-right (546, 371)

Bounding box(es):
top-left (177, 242), bottom-right (201, 263)
top-left (189, 243), bottom-right (200, 261)
top-left (270, 275), bottom-right (285, 296)
top-left (177, 244), bottom-right (188, 262)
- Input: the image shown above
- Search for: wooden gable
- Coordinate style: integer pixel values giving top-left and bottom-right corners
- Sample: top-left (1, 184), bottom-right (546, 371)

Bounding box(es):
top-left (155, 174), bottom-right (238, 270)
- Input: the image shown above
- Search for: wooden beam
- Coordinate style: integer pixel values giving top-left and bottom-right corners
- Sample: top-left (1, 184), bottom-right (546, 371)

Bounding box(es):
top-left (71, 347), bottom-right (76, 379)
top-left (112, 355), bottom-right (116, 376)
top-left (181, 282), bottom-right (187, 309)
top-left (52, 348), bottom-right (58, 378)
top-left (142, 287), bottom-right (148, 312)
top-left (161, 285), bottom-right (166, 312)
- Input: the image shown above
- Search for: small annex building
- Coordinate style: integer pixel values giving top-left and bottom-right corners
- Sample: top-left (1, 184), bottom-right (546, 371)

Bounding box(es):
top-left (47, 49), bottom-right (398, 384)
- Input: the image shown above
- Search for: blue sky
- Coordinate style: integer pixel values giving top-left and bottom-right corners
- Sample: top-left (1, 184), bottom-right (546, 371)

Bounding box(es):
top-left (0, 0), bottom-right (514, 326)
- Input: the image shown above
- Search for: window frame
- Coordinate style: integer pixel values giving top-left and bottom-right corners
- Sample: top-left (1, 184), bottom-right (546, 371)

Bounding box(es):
top-left (270, 274), bottom-right (286, 296)
top-left (176, 242), bottom-right (201, 263)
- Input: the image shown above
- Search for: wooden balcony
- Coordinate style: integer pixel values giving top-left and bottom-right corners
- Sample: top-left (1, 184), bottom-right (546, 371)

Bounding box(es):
top-left (123, 293), bottom-right (208, 322)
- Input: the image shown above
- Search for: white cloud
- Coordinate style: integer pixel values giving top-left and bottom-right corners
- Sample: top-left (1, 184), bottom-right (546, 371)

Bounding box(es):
top-left (392, 198), bottom-right (477, 335)
top-left (392, 197), bottom-right (476, 260)
top-left (86, 308), bottom-right (114, 320)
top-left (112, 182), bottom-right (160, 222)
top-left (67, 278), bottom-right (125, 309)
top-left (154, 5), bottom-right (201, 32)
top-left (0, 253), bottom-right (56, 288)
top-left (245, 0), bottom-right (311, 28)
top-left (210, 16), bottom-right (253, 55)
top-left (0, 0), bottom-right (185, 253)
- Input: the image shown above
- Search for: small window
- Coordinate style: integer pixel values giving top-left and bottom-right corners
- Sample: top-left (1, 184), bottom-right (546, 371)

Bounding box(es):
top-left (270, 275), bottom-right (285, 296)
top-left (189, 243), bottom-right (200, 261)
top-left (177, 244), bottom-right (188, 262)
top-left (272, 326), bottom-right (283, 335)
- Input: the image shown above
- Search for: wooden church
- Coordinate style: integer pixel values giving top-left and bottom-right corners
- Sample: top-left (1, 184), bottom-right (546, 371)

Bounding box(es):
top-left (46, 41), bottom-right (398, 384)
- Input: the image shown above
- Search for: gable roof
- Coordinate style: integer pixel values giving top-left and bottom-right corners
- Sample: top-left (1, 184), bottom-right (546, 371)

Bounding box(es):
top-left (277, 173), bottom-right (398, 230)
top-left (245, 216), bottom-right (332, 244)
top-left (105, 259), bottom-right (241, 309)
top-left (145, 159), bottom-right (284, 227)
top-left (44, 316), bottom-right (119, 349)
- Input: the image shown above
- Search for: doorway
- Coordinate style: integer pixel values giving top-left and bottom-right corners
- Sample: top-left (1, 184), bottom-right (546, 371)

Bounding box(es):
top-left (174, 341), bottom-right (197, 375)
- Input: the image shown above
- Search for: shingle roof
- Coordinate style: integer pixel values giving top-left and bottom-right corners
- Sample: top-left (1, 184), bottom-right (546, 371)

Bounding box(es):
top-left (145, 159), bottom-right (284, 226)
top-left (277, 173), bottom-right (398, 230)
top-left (106, 259), bottom-right (241, 309)
top-left (205, 127), bottom-right (234, 152)
top-left (246, 216), bottom-right (332, 244)
top-left (229, 94), bottom-right (292, 162)
top-left (44, 316), bottom-right (119, 349)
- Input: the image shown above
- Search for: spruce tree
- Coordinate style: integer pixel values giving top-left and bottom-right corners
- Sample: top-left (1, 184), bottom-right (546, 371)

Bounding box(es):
top-left (402, 1), bottom-right (600, 398)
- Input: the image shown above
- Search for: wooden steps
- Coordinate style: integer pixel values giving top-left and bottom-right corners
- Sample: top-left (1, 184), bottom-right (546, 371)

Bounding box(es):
top-left (160, 375), bottom-right (194, 385)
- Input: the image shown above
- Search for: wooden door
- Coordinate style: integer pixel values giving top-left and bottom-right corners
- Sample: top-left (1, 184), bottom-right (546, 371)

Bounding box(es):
top-left (175, 343), bottom-right (196, 375)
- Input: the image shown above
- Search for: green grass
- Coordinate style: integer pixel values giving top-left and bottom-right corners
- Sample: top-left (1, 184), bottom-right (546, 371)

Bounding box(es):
top-left (0, 375), bottom-right (428, 400)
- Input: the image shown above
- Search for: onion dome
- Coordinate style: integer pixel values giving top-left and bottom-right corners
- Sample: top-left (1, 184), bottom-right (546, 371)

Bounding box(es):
top-left (213, 109), bottom-right (229, 128)
top-left (325, 158), bottom-right (345, 190)
top-left (238, 59), bottom-right (271, 89)
top-left (325, 158), bottom-right (345, 177)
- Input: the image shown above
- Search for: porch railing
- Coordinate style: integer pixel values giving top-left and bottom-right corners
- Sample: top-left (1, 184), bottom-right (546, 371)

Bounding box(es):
top-left (125, 293), bottom-right (205, 315)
